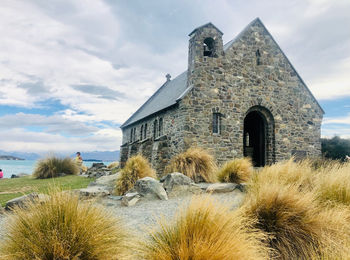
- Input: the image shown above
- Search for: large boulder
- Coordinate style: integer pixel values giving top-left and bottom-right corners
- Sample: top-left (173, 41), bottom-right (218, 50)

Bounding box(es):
top-left (5, 193), bottom-right (39, 210)
top-left (135, 177), bottom-right (168, 200)
top-left (206, 183), bottom-right (237, 193)
top-left (88, 173), bottom-right (119, 193)
top-left (161, 172), bottom-right (202, 198)
top-left (86, 163), bottom-right (111, 178)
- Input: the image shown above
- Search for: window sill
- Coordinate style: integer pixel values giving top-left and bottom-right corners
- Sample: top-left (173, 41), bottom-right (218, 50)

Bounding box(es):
top-left (154, 134), bottom-right (167, 141)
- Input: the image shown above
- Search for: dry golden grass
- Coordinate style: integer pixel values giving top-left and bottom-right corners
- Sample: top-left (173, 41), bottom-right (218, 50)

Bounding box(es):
top-left (33, 156), bottom-right (79, 179)
top-left (249, 158), bottom-right (317, 192)
top-left (313, 162), bottom-right (350, 207)
top-left (217, 157), bottom-right (253, 184)
top-left (139, 196), bottom-right (270, 260)
top-left (0, 189), bottom-right (130, 260)
top-left (115, 155), bottom-right (156, 195)
top-left (240, 181), bottom-right (350, 259)
top-left (107, 161), bottom-right (120, 169)
top-left (164, 148), bottom-right (217, 183)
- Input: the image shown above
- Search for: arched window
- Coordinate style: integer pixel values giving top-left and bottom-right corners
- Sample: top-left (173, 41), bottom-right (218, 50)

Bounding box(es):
top-left (203, 37), bottom-right (215, 57)
top-left (159, 118), bottom-right (163, 136)
top-left (256, 49), bottom-right (261, 66)
top-left (140, 125), bottom-right (143, 140)
top-left (144, 123), bottom-right (147, 139)
top-left (153, 119), bottom-right (158, 139)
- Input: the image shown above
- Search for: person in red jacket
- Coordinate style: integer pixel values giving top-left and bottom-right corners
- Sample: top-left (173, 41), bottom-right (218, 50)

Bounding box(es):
top-left (0, 169), bottom-right (3, 179)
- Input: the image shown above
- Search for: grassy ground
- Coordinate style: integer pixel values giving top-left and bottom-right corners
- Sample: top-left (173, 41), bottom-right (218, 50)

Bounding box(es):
top-left (0, 175), bottom-right (93, 207)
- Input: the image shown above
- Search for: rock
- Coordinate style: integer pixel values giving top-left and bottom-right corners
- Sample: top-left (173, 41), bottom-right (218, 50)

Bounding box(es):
top-left (206, 183), bottom-right (237, 193)
top-left (107, 195), bottom-right (123, 201)
top-left (197, 182), bottom-right (211, 191)
top-left (0, 206), bottom-right (5, 214)
top-left (162, 172), bottom-right (202, 198)
top-left (86, 163), bottom-right (112, 178)
top-left (121, 192), bottom-right (141, 206)
top-left (10, 174), bottom-right (19, 178)
top-left (135, 177), bottom-right (168, 200)
top-left (78, 186), bottom-right (110, 198)
top-left (5, 193), bottom-right (39, 210)
top-left (236, 183), bottom-right (247, 192)
top-left (88, 173), bottom-right (119, 193)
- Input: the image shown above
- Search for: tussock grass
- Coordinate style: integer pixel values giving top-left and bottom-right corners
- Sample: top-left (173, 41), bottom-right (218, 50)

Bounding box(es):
top-left (217, 157), bottom-right (253, 184)
top-left (241, 182), bottom-right (350, 259)
top-left (313, 162), bottom-right (350, 207)
top-left (107, 161), bottom-right (120, 169)
top-left (164, 148), bottom-right (217, 183)
top-left (0, 189), bottom-right (129, 260)
top-left (115, 155), bottom-right (156, 195)
top-left (139, 196), bottom-right (269, 260)
top-left (33, 156), bottom-right (79, 179)
top-left (250, 158), bottom-right (316, 192)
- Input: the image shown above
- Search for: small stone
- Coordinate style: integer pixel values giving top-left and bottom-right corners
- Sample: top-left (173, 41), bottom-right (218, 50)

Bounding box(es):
top-left (135, 177), bottom-right (168, 200)
top-left (121, 192), bottom-right (141, 207)
top-left (206, 183), bottom-right (237, 193)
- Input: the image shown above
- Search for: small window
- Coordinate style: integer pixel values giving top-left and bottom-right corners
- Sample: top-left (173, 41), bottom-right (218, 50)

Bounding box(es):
top-left (159, 118), bottom-right (163, 136)
top-left (213, 113), bottom-right (221, 134)
top-left (256, 49), bottom-right (261, 66)
top-left (144, 123), bottom-right (147, 139)
top-left (153, 119), bottom-right (158, 138)
top-left (203, 37), bottom-right (215, 57)
top-left (140, 125), bottom-right (143, 140)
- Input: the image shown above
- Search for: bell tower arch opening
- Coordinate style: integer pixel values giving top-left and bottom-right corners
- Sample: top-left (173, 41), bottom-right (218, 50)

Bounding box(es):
top-left (243, 106), bottom-right (275, 167)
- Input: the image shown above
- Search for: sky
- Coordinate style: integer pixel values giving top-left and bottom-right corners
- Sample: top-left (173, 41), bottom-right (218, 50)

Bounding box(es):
top-left (0, 0), bottom-right (349, 155)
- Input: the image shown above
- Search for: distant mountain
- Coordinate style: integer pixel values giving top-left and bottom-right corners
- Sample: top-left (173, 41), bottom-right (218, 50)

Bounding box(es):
top-left (0, 155), bottom-right (24, 160)
top-left (0, 150), bottom-right (40, 160)
top-left (72, 151), bottom-right (120, 161)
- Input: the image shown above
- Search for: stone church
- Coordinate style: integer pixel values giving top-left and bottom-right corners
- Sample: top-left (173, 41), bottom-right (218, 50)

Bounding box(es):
top-left (120, 18), bottom-right (324, 173)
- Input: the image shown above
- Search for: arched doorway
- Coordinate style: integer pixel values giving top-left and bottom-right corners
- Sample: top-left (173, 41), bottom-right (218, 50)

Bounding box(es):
top-left (243, 106), bottom-right (275, 167)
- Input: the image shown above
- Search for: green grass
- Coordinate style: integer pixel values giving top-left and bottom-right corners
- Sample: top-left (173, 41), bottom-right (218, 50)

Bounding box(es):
top-left (0, 175), bottom-right (93, 207)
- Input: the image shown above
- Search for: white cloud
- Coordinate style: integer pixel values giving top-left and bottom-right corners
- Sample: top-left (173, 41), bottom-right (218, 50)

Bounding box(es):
top-left (323, 113), bottom-right (350, 125)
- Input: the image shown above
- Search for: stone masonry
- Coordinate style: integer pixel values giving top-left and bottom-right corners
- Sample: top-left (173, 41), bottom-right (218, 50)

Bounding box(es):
top-left (120, 18), bottom-right (324, 175)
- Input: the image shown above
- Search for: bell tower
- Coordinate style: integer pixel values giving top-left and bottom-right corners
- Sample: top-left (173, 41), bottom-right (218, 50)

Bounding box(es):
top-left (187, 22), bottom-right (224, 83)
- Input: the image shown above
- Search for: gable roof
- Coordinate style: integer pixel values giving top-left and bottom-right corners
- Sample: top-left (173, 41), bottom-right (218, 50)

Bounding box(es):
top-left (188, 22), bottom-right (224, 36)
top-left (120, 71), bottom-right (188, 128)
top-left (121, 18), bottom-right (324, 129)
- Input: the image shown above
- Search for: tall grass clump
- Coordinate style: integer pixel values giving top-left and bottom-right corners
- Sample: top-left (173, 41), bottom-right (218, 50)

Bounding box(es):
top-left (139, 196), bottom-right (269, 260)
top-left (115, 155), bottom-right (156, 195)
top-left (0, 189), bottom-right (130, 260)
top-left (250, 158), bottom-right (316, 192)
top-left (217, 157), bottom-right (253, 184)
top-left (313, 161), bottom-right (350, 207)
top-left (33, 156), bottom-right (79, 179)
top-left (107, 161), bottom-right (120, 169)
top-left (164, 148), bottom-right (217, 183)
top-left (240, 182), bottom-right (350, 259)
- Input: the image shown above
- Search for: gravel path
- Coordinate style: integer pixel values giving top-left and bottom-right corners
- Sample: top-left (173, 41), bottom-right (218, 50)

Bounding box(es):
top-left (0, 190), bottom-right (244, 240)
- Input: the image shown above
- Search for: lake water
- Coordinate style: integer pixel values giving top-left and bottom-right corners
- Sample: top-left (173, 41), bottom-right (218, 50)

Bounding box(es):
top-left (0, 160), bottom-right (111, 178)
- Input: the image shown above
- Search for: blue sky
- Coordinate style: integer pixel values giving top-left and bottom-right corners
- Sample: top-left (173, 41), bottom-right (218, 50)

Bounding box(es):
top-left (0, 0), bottom-right (349, 154)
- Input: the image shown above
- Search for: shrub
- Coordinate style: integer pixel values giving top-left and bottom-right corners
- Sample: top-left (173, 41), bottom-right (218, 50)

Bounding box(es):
top-left (139, 196), bottom-right (269, 260)
top-left (115, 155), bottom-right (156, 195)
top-left (0, 189), bottom-right (129, 259)
top-left (314, 162), bottom-right (350, 206)
top-left (164, 148), bottom-right (217, 183)
top-left (107, 161), bottom-right (119, 169)
top-left (240, 183), bottom-right (350, 259)
top-left (217, 157), bottom-right (253, 184)
top-left (33, 156), bottom-right (79, 179)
